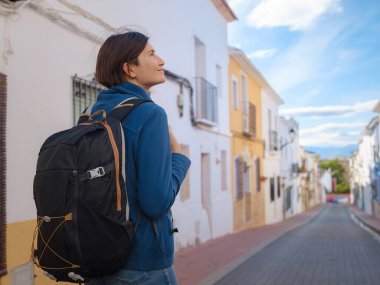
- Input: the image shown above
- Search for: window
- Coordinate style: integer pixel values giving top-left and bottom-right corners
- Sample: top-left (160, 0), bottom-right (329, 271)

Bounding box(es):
top-left (180, 145), bottom-right (191, 201)
top-left (221, 150), bottom-right (227, 191)
top-left (194, 37), bottom-right (206, 78)
top-left (235, 157), bottom-right (244, 199)
top-left (254, 158), bottom-right (261, 192)
top-left (232, 77), bottom-right (238, 110)
top-left (249, 103), bottom-right (257, 137)
top-left (270, 177), bottom-right (275, 202)
top-left (72, 76), bottom-right (105, 125)
top-left (0, 73), bottom-right (7, 277)
top-left (195, 77), bottom-right (218, 124)
top-left (277, 176), bottom-right (281, 197)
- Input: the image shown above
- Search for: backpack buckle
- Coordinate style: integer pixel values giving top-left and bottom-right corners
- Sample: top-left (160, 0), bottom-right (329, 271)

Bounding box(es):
top-left (88, 167), bottom-right (105, 179)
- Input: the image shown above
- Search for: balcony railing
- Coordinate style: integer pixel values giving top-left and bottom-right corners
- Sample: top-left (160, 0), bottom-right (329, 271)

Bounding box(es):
top-left (269, 130), bottom-right (278, 151)
top-left (195, 77), bottom-right (218, 125)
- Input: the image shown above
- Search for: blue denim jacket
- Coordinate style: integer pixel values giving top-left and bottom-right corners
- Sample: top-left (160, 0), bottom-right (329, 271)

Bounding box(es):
top-left (91, 82), bottom-right (191, 270)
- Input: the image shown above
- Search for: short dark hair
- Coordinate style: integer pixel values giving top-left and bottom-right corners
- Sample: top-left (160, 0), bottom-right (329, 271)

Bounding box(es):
top-left (96, 31), bottom-right (149, 88)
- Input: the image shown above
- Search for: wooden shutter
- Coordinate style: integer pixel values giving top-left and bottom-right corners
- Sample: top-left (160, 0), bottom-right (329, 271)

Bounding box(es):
top-left (249, 103), bottom-right (257, 137)
top-left (235, 157), bottom-right (244, 199)
top-left (0, 73), bottom-right (7, 277)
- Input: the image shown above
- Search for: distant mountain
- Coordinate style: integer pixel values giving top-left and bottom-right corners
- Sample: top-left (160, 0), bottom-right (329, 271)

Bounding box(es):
top-left (305, 145), bottom-right (358, 160)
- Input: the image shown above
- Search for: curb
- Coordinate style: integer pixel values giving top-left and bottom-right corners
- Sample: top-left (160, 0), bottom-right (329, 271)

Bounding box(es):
top-left (196, 205), bottom-right (326, 285)
top-left (349, 207), bottom-right (380, 236)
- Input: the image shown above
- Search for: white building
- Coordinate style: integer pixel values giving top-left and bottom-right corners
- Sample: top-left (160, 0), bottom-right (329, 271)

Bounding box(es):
top-left (350, 101), bottom-right (380, 217)
top-left (357, 121), bottom-right (376, 214)
top-left (299, 147), bottom-right (321, 211)
top-left (349, 151), bottom-right (360, 206)
top-left (261, 88), bottom-right (284, 224)
top-left (0, 0), bottom-right (236, 282)
top-left (279, 117), bottom-right (302, 218)
top-left (372, 101), bottom-right (380, 219)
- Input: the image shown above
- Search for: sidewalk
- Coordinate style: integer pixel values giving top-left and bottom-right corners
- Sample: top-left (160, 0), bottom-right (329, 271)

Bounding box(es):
top-left (174, 204), bottom-right (324, 285)
top-left (350, 205), bottom-right (380, 235)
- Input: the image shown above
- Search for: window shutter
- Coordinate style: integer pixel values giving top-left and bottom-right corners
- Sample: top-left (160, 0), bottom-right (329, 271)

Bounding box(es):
top-left (236, 157), bottom-right (244, 199)
top-left (0, 73), bottom-right (7, 277)
top-left (249, 103), bottom-right (257, 137)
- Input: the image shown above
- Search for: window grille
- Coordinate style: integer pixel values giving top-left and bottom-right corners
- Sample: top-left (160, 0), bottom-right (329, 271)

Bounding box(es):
top-left (269, 130), bottom-right (278, 151)
top-left (72, 76), bottom-right (105, 125)
top-left (195, 77), bottom-right (218, 125)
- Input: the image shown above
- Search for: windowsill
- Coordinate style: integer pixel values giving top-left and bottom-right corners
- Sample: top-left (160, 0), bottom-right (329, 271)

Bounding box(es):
top-left (196, 118), bottom-right (218, 127)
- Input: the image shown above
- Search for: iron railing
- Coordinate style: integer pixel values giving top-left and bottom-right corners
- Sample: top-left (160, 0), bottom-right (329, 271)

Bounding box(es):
top-left (269, 130), bottom-right (278, 151)
top-left (72, 76), bottom-right (105, 125)
top-left (195, 77), bottom-right (218, 125)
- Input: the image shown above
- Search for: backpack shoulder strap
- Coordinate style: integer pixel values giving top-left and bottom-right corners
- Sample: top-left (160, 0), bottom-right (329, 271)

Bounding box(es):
top-left (77, 103), bottom-right (96, 124)
top-left (108, 98), bottom-right (152, 121)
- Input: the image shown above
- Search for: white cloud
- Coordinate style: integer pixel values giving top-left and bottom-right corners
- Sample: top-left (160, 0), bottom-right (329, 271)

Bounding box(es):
top-left (281, 99), bottom-right (378, 118)
top-left (246, 0), bottom-right (343, 31)
top-left (299, 123), bottom-right (364, 147)
top-left (300, 133), bottom-right (358, 147)
top-left (248, 48), bottom-right (277, 59)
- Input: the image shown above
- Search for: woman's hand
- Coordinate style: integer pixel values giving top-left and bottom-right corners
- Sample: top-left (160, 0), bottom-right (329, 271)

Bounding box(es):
top-left (168, 125), bottom-right (181, 153)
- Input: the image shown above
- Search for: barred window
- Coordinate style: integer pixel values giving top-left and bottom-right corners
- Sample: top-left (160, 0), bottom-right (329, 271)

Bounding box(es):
top-left (180, 144), bottom-right (191, 201)
top-left (72, 76), bottom-right (105, 125)
top-left (0, 73), bottom-right (7, 277)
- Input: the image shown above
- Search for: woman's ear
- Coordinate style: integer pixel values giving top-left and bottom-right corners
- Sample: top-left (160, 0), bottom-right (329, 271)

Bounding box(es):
top-left (123, 63), bottom-right (136, 79)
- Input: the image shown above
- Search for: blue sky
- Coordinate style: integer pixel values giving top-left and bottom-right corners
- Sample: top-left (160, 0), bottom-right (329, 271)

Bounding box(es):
top-left (226, 0), bottom-right (380, 149)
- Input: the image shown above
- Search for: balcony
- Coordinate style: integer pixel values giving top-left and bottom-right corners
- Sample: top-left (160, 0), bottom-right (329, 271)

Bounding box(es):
top-left (269, 130), bottom-right (278, 151)
top-left (195, 77), bottom-right (218, 126)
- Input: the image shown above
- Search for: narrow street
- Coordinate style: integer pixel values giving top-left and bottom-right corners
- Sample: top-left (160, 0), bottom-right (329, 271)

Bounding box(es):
top-left (216, 204), bottom-right (380, 285)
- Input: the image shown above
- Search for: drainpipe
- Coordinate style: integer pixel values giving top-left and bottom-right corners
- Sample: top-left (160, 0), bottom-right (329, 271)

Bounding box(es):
top-left (164, 69), bottom-right (198, 127)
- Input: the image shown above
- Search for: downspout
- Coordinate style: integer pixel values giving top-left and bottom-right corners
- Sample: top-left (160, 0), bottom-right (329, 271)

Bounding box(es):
top-left (164, 69), bottom-right (198, 127)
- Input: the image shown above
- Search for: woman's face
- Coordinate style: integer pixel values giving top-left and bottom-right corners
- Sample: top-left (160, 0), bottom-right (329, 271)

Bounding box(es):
top-left (126, 42), bottom-right (166, 91)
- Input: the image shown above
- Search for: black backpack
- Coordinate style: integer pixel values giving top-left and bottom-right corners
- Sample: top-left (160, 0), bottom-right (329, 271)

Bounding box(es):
top-left (32, 98), bottom-right (151, 283)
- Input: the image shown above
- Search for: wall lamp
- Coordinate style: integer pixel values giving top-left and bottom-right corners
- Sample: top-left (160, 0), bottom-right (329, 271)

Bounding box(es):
top-left (280, 128), bottom-right (296, 150)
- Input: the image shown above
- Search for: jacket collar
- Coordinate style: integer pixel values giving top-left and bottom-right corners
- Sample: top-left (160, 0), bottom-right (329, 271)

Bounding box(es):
top-left (107, 81), bottom-right (151, 100)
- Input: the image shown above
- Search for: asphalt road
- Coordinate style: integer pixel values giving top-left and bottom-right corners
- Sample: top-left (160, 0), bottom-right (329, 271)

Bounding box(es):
top-left (216, 204), bottom-right (380, 285)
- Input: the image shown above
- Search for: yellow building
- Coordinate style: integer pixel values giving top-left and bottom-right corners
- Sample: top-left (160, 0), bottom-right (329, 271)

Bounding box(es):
top-left (229, 48), bottom-right (266, 231)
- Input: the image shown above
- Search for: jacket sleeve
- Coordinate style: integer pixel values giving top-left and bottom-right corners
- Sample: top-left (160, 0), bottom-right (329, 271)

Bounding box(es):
top-left (135, 104), bottom-right (191, 219)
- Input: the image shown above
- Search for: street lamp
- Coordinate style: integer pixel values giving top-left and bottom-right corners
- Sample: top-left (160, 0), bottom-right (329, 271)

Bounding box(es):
top-left (280, 128), bottom-right (296, 150)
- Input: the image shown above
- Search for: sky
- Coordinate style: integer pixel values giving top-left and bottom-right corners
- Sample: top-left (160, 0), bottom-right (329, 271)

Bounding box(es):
top-left (226, 0), bottom-right (380, 150)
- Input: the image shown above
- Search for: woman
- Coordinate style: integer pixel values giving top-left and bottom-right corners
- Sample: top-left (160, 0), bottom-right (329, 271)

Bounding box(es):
top-left (87, 30), bottom-right (191, 284)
